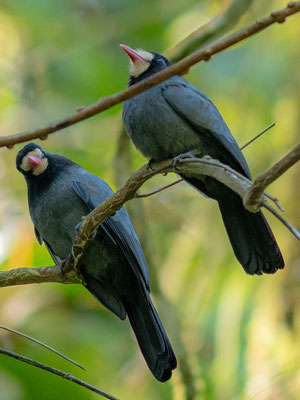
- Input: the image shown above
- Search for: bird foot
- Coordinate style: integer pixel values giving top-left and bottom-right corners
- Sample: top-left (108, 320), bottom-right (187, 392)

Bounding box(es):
top-left (75, 222), bottom-right (97, 238)
top-left (75, 222), bottom-right (81, 233)
top-left (148, 158), bottom-right (156, 170)
top-left (60, 258), bottom-right (70, 275)
top-left (172, 150), bottom-right (198, 169)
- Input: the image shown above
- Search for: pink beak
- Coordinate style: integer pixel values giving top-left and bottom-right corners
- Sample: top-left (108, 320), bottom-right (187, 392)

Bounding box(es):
top-left (27, 155), bottom-right (42, 168)
top-left (120, 44), bottom-right (147, 63)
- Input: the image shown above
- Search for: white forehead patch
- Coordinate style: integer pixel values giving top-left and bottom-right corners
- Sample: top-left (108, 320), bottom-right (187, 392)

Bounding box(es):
top-left (129, 49), bottom-right (154, 78)
top-left (135, 50), bottom-right (154, 62)
top-left (20, 156), bottom-right (31, 171)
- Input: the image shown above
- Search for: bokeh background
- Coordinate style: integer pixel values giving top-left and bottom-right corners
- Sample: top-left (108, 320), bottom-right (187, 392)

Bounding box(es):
top-left (0, 0), bottom-right (299, 399)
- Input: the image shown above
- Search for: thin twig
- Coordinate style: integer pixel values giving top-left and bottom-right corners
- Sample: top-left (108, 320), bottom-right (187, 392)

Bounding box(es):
top-left (0, 348), bottom-right (119, 400)
top-left (263, 203), bottom-right (300, 240)
top-left (0, 325), bottom-right (85, 370)
top-left (240, 122), bottom-right (275, 150)
top-left (0, 2), bottom-right (299, 148)
top-left (135, 179), bottom-right (184, 198)
top-left (264, 192), bottom-right (284, 212)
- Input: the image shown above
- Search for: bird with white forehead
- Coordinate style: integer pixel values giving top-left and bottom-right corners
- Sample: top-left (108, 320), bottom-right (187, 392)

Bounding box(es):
top-left (120, 44), bottom-right (171, 84)
top-left (121, 44), bottom-right (284, 276)
top-left (16, 142), bottom-right (177, 382)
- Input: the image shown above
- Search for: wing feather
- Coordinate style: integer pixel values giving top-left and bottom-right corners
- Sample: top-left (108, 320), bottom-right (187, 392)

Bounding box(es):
top-left (161, 80), bottom-right (251, 178)
top-left (72, 176), bottom-right (150, 290)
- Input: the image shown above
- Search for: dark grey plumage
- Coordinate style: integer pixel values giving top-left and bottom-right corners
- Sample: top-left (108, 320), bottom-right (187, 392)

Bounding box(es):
top-left (121, 47), bottom-right (284, 275)
top-left (16, 143), bottom-right (177, 382)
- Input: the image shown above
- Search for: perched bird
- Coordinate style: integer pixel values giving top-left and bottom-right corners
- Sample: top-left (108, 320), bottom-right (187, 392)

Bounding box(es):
top-left (121, 44), bottom-right (284, 275)
top-left (16, 143), bottom-right (177, 382)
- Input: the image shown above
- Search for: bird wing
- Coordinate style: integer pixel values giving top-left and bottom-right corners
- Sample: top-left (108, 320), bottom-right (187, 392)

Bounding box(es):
top-left (72, 175), bottom-right (150, 290)
top-left (34, 201), bottom-right (126, 319)
top-left (161, 79), bottom-right (251, 178)
top-left (34, 227), bottom-right (63, 265)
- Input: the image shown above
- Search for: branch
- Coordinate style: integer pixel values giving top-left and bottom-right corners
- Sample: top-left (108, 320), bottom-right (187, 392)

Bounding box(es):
top-left (2, 145), bottom-right (299, 286)
top-left (0, 2), bottom-right (299, 148)
top-left (0, 348), bottom-right (119, 400)
top-left (264, 203), bottom-right (300, 240)
top-left (244, 142), bottom-right (300, 210)
top-left (2, 148), bottom-right (300, 285)
top-left (166, 0), bottom-right (255, 62)
top-left (65, 148), bottom-right (300, 275)
top-left (0, 265), bottom-right (80, 287)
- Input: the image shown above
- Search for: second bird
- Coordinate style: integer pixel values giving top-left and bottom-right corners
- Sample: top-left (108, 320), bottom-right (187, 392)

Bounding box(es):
top-left (16, 143), bottom-right (176, 382)
top-left (121, 44), bottom-right (284, 275)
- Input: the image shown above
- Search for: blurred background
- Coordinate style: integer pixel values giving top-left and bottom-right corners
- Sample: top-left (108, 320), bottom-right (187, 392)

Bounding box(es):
top-left (0, 0), bottom-right (299, 399)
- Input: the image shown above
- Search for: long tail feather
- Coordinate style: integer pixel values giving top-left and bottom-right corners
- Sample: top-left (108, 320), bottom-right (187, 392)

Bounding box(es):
top-left (124, 295), bottom-right (177, 382)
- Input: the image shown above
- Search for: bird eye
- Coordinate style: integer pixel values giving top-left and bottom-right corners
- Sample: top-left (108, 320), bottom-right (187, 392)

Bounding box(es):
top-left (156, 57), bottom-right (166, 67)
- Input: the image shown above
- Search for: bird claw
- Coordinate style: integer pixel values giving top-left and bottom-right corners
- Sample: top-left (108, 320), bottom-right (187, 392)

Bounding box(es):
top-left (75, 222), bottom-right (97, 238)
top-left (148, 158), bottom-right (156, 170)
top-left (75, 222), bottom-right (81, 233)
top-left (60, 258), bottom-right (69, 275)
top-left (172, 151), bottom-right (197, 170)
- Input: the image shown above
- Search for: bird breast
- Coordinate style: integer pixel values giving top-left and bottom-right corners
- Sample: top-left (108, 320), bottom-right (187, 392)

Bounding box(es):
top-left (29, 179), bottom-right (87, 259)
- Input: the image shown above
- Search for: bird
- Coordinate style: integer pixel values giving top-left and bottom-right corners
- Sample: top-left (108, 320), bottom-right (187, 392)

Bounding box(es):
top-left (16, 143), bottom-right (177, 382)
top-left (120, 44), bottom-right (284, 275)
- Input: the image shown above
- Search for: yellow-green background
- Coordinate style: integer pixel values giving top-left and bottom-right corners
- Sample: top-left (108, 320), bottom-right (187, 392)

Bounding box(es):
top-left (0, 0), bottom-right (299, 399)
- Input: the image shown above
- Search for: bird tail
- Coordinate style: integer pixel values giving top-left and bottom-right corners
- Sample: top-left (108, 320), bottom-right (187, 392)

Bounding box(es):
top-left (124, 294), bottom-right (177, 382)
top-left (218, 197), bottom-right (284, 275)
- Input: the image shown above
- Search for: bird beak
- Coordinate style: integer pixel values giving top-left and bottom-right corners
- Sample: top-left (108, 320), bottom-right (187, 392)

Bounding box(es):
top-left (120, 44), bottom-right (148, 63)
top-left (27, 155), bottom-right (42, 168)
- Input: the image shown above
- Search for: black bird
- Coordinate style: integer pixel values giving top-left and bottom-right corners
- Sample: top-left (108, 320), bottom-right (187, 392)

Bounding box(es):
top-left (16, 143), bottom-right (177, 382)
top-left (121, 44), bottom-right (284, 275)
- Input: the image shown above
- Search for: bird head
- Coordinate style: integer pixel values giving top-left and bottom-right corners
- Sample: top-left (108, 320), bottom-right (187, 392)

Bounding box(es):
top-left (16, 143), bottom-right (49, 177)
top-left (120, 44), bottom-right (171, 85)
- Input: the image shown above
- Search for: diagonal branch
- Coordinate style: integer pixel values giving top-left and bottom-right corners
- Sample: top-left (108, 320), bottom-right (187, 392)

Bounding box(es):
top-left (0, 348), bottom-right (119, 400)
top-left (0, 2), bottom-right (299, 149)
